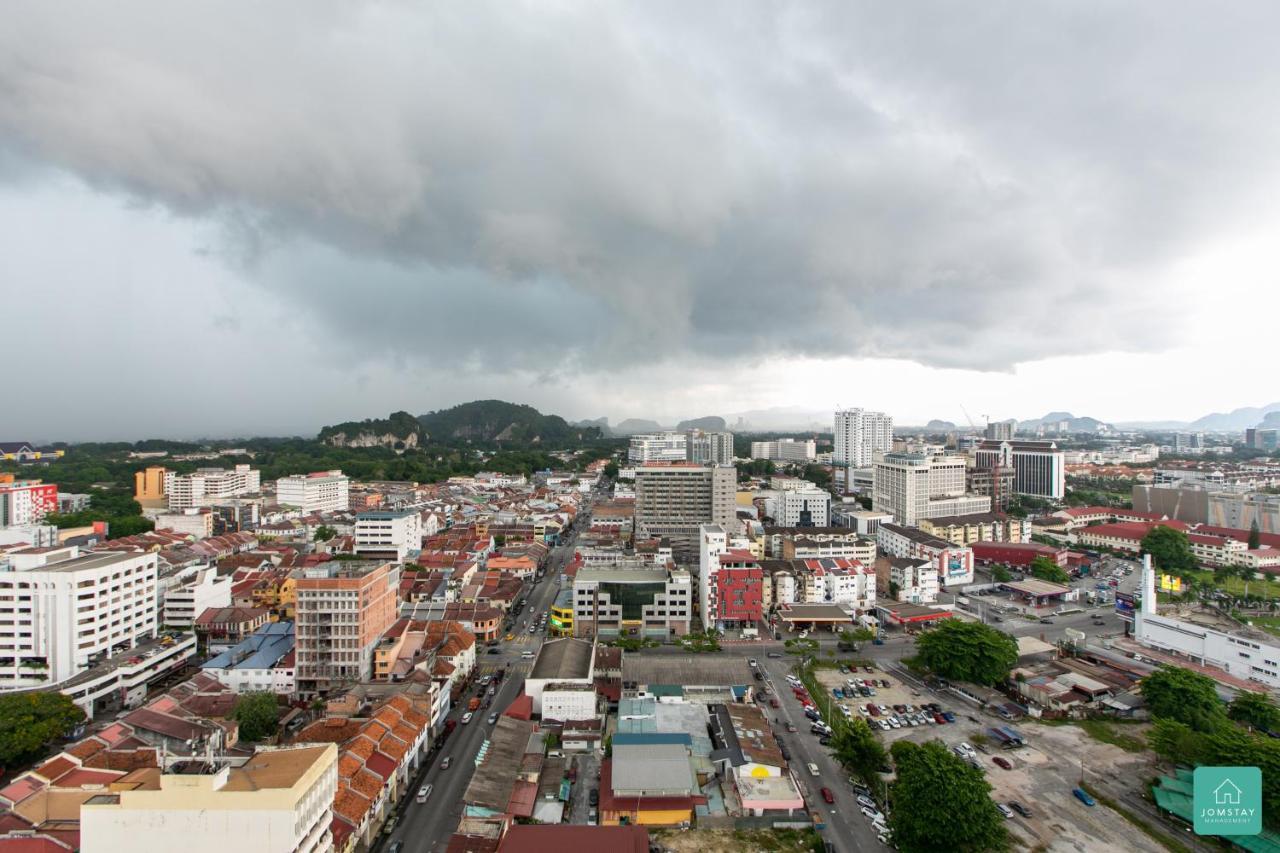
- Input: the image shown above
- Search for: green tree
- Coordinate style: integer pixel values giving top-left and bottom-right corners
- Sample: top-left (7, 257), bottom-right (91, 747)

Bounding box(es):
top-left (914, 620), bottom-right (1018, 686)
top-left (888, 740), bottom-right (1008, 853)
top-left (603, 461), bottom-right (619, 479)
top-left (313, 525), bottom-right (337, 542)
top-left (1138, 666), bottom-right (1226, 732)
top-left (830, 718), bottom-right (887, 783)
top-left (232, 692), bottom-right (280, 742)
top-left (991, 564), bottom-right (1012, 583)
top-left (1229, 691), bottom-right (1280, 732)
top-left (1140, 525), bottom-right (1197, 574)
top-left (0, 692), bottom-right (85, 767)
top-left (1250, 520), bottom-right (1262, 551)
top-left (1028, 556), bottom-right (1070, 584)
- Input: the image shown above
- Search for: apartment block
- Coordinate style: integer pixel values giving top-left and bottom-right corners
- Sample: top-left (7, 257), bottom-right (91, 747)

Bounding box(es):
top-left (628, 433), bottom-right (688, 464)
top-left (80, 744), bottom-right (338, 853)
top-left (276, 470), bottom-right (350, 513)
top-left (685, 430), bottom-right (735, 465)
top-left (780, 488), bottom-right (831, 527)
top-left (872, 451), bottom-right (991, 526)
top-left (163, 567), bottom-right (233, 628)
top-left (134, 466), bottom-right (168, 503)
top-left (0, 548), bottom-right (158, 687)
top-left (918, 513), bottom-right (1029, 546)
top-left (975, 440), bottom-right (1065, 500)
top-left (833, 409), bottom-right (893, 467)
top-left (154, 508), bottom-right (215, 539)
top-left (635, 464), bottom-right (736, 559)
top-left (749, 438), bottom-right (816, 463)
top-left (0, 479), bottom-right (59, 528)
top-left (294, 561), bottom-right (401, 695)
top-left (165, 465), bottom-right (261, 510)
top-left (354, 509), bottom-right (423, 561)
top-left (876, 523), bottom-right (974, 587)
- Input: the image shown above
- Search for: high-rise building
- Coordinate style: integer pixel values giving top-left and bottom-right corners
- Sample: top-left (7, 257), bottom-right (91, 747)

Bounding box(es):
top-left (571, 565), bottom-right (694, 638)
top-left (833, 409), bottom-right (893, 467)
top-left (0, 478), bottom-right (59, 528)
top-left (293, 560), bottom-right (401, 695)
top-left (974, 440), bottom-right (1065, 500)
top-left (354, 509), bottom-right (423, 561)
top-left (749, 438), bottom-right (817, 463)
top-left (686, 430), bottom-right (735, 465)
top-left (0, 548), bottom-right (158, 687)
top-left (627, 432), bottom-right (688, 464)
top-left (276, 470), bottom-right (350, 513)
top-left (133, 465), bottom-right (168, 503)
top-left (165, 465), bottom-right (261, 510)
top-left (984, 420), bottom-right (1015, 441)
top-left (872, 452), bottom-right (991, 526)
top-left (635, 464), bottom-right (736, 559)
top-left (780, 488), bottom-right (832, 527)
top-left (80, 744), bottom-right (339, 853)
top-left (1174, 432), bottom-right (1205, 453)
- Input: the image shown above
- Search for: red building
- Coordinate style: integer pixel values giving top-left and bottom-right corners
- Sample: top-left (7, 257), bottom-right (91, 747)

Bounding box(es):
top-left (715, 558), bottom-right (763, 627)
top-left (0, 479), bottom-right (59, 526)
top-left (970, 541), bottom-right (1065, 568)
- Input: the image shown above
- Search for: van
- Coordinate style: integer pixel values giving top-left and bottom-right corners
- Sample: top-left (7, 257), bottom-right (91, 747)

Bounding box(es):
top-left (416, 784), bottom-right (433, 803)
top-left (807, 762), bottom-right (820, 777)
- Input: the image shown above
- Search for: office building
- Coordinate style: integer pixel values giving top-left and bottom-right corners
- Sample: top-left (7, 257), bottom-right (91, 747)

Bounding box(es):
top-left (0, 548), bottom-right (158, 687)
top-left (985, 420), bottom-right (1015, 441)
top-left (833, 409), bottom-right (893, 467)
top-left (1174, 432), bottom-right (1205, 453)
top-left (1246, 429), bottom-right (1280, 452)
top-left (354, 509), bottom-right (423, 561)
top-left (134, 466), bottom-right (168, 503)
top-left (154, 508), bottom-right (215, 539)
top-left (780, 488), bottom-right (831, 527)
top-left (876, 523), bottom-right (974, 587)
top-left (686, 430), bottom-right (735, 465)
top-left (628, 433), bottom-right (687, 464)
top-left (0, 479), bottom-right (59, 528)
top-left (80, 744), bottom-right (338, 853)
top-left (294, 561), bottom-right (401, 695)
top-left (572, 565), bottom-right (694, 638)
top-left (276, 470), bottom-right (350, 513)
top-left (749, 438), bottom-right (817, 463)
top-left (965, 464), bottom-right (1016, 511)
top-left (634, 464), bottom-right (736, 559)
top-left (974, 440), bottom-right (1066, 500)
top-left (165, 465), bottom-right (261, 510)
top-left (872, 452), bottom-right (991, 526)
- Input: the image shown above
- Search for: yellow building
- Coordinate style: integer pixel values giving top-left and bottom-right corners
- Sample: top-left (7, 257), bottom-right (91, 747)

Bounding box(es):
top-left (549, 590), bottom-right (574, 637)
top-left (918, 513), bottom-right (1028, 546)
top-left (134, 466), bottom-right (169, 503)
top-left (252, 575), bottom-right (297, 621)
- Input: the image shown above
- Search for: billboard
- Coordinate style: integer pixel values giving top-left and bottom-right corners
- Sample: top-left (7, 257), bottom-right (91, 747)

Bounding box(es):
top-left (1115, 591), bottom-right (1135, 616)
top-left (1159, 574), bottom-right (1183, 593)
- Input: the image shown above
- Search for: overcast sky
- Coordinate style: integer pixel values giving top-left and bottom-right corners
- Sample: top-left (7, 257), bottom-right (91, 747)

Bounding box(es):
top-left (4, 2), bottom-right (1280, 441)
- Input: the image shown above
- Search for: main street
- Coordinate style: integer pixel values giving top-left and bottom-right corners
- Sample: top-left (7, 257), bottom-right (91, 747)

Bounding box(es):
top-left (386, 495), bottom-right (593, 852)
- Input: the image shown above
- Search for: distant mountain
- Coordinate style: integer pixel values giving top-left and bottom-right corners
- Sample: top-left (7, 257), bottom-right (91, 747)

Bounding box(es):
top-left (924, 420), bottom-right (957, 432)
top-left (1189, 402), bottom-right (1280, 432)
top-left (1016, 412), bottom-right (1112, 434)
top-left (677, 416), bottom-right (727, 432)
top-left (572, 417), bottom-right (613, 436)
top-left (721, 406), bottom-right (833, 432)
top-left (614, 418), bottom-right (665, 435)
top-left (319, 410), bottom-right (421, 449)
top-left (418, 400), bottom-right (601, 444)
top-left (1257, 411), bottom-right (1280, 429)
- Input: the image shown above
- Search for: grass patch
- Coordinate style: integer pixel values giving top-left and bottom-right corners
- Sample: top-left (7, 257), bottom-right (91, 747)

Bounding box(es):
top-left (1081, 783), bottom-right (1192, 853)
top-left (1240, 614), bottom-right (1280, 639)
top-left (1027, 718), bottom-right (1147, 753)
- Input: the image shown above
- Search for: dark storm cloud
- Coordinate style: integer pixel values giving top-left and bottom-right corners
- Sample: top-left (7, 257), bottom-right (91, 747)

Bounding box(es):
top-left (3, 1), bottom-right (1279, 374)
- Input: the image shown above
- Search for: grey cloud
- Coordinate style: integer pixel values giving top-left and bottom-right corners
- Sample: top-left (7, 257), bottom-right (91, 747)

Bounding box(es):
top-left (2, 1), bottom-right (1279, 376)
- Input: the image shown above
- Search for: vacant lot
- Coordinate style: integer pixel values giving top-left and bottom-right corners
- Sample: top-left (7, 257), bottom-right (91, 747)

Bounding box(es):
top-left (651, 827), bottom-right (822, 853)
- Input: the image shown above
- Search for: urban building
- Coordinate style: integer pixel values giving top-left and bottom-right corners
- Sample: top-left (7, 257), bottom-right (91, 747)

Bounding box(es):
top-left (875, 556), bottom-right (939, 604)
top-left (974, 440), bottom-right (1065, 500)
top-left (965, 464), bottom-right (1016, 511)
top-left (0, 548), bottom-right (158, 687)
top-left (1246, 429), bottom-right (1280, 452)
top-left (165, 465), bottom-right (262, 510)
top-left (634, 464), bottom-right (736, 559)
top-left (833, 409), bottom-right (893, 467)
top-left (876, 523), bottom-right (974, 587)
top-left (749, 438), bottom-right (816, 463)
top-left (294, 560), bottom-right (401, 695)
top-left (154, 508), bottom-right (215, 539)
top-left (57, 492), bottom-right (92, 513)
top-left (685, 430), bottom-right (735, 465)
top-left (1174, 432), bottom-right (1205, 453)
top-left (760, 526), bottom-right (877, 563)
top-left (572, 565), bottom-right (693, 638)
top-left (201, 621), bottom-right (296, 695)
top-left (627, 433), bottom-right (688, 464)
top-left (134, 466), bottom-right (169, 503)
top-left (779, 488), bottom-right (831, 527)
top-left (276, 470), bottom-right (350, 513)
top-left (985, 420), bottom-right (1015, 441)
top-left (0, 479), bottom-right (59, 528)
top-left (163, 567), bottom-right (233, 628)
top-left (354, 509), bottom-right (423, 561)
top-left (526, 638), bottom-right (595, 715)
top-left (918, 513), bottom-right (1029, 546)
top-left (80, 744), bottom-right (338, 853)
top-left (872, 451), bottom-right (991, 526)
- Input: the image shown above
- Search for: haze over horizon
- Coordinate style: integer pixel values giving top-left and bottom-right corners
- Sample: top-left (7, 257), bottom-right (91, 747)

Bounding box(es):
top-left (5, 3), bottom-right (1280, 440)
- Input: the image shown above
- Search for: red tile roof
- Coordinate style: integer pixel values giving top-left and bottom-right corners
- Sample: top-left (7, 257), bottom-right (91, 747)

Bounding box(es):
top-left (498, 825), bottom-right (649, 853)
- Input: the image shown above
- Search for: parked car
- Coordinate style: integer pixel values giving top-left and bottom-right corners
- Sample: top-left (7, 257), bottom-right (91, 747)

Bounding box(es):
top-left (786, 722), bottom-right (797, 732)
top-left (461, 712), bottom-right (474, 724)
top-left (770, 697), bottom-right (780, 708)
top-left (1072, 788), bottom-right (1096, 807)
top-left (856, 794), bottom-right (877, 809)
top-left (488, 713), bottom-right (499, 724)
top-left (1008, 801), bottom-right (1032, 818)
top-left (417, 785), bottom-right (433, 803)
top-left (866, 704), bottom-right (879, 716)
top-left (441, 756), bottom-right (452, 770)
top-left (996, 803), bottom-right (1014, 819)
top-left (821, 787), bottom-right (835, 804)
top-left (993, 756), bottom-right (1012, 770)
top-left (589, 789), bottom-right (599, 806)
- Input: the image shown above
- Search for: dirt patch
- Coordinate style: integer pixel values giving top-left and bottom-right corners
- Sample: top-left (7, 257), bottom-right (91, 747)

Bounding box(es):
top-left (651, 827), bottom-right (820, 853)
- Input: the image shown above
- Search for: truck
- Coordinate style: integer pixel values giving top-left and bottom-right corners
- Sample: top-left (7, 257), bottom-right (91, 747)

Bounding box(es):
top-left (468, 697), bottom-right (482, 712)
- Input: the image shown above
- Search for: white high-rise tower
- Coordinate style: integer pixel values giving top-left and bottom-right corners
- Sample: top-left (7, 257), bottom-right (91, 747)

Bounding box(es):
top-left (834, 409), bottom-right (893, 467)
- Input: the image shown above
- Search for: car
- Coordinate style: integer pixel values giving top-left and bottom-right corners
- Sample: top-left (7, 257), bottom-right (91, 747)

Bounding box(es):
top-left (799, 630), bottom-right (809, 639)
top-left (942, 712), bottom-right (956, 723)
top-left (770, 698), bottom-right (780, 708)
top-left (866, 704), bottom-right (879, 716)
top-left (441, 756), bottom-right (452, 770)
top-left (888, 717), bottom-right (902, 728)
top-left (461, 712), bottom-right (474, 724)
top-left (880, 679), bottom-right (890, 688)
top-left (864, 666), bottom-right (874, 673)
top-left (779, 743), bottom-right (791, 760)
top-left (487, 647), bottom-right (501, 654)
top-left (786, 722), bottom-right (797, 733)
top-left (857, 705), bottom-right (869, 715)
top-left (821, 787), bottom-right (835, 803)
top-left (388, 842), bottom-right (404, 853)
top-left (749, 658), bottom-right (758, 667)
top-left (819, 735), bottom-right (832, 746)
top-left (975, 743), bottom-right (989, 754)
top-left (1039, 618), bottom-right (1054, 624)
top-left (1073, 787), bottom-right (1096, 807)
top-left (993, 755), bottom-right (1012, 769)
top-left (877, 832), bottom-right (893, 846)
top-left (996, 803), bottom-right (1014, 819)
top-left (861, 806), bottom-right (881, 821)
top-left (856, 794), bottom-right (877, 809)
top-left (417, 784), bottom-right (433, 803)
top-left (488, 713), bottom-right (499, 724)
top-left (504, 633), bottom-right (515, 641)
top-left (892, 704), bottom-right (905, 713)
top-left (767, 652), bottom-right (783, 658)
top-left (839, 665), bottom-right (849, 674)
top-left (1093, 620), bottom-right (1106, 626)
top-left (589, 789), bottom-right (599, 806)
top-left (1008, 801), bottom-right (1031, 818)
top-left (958, 742), bottom-right (975, 754)
top-left (877, 704), bottom-right (889, 714)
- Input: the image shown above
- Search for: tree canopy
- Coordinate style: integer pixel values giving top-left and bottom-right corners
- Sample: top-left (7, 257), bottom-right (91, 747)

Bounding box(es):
top-left (1138, 666), bottom-right (1226, 732)
top-left (0, 692), bottom-right (85, 768)
top-left (1150, 718), bottom-right (1280, 827)
top-left (830, 718), bottom-right (887, 785)
top-left (888, 740), bottom-right (1008, 853)
top-left (1028, 556), bottom-right (1070, 584)
top-left (1229, 691), bottom-right (1280, 733)
top-left (1140, 525), bottom-right (1197, 574)
top-left (914, 620), bottom-right (1018, 686)
top-left (232, 692), bottom-right (280, 742)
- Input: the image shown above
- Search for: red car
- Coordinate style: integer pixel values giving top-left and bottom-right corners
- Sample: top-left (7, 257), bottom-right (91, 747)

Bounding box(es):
top-left (866, 704), bottom-right (880, 716)
top-left (993, 756), bottom-right (1012, 770)
top-left (821, 787), bottom-right (835, 804)
top-left (770, 698), bottom-right (780, 708)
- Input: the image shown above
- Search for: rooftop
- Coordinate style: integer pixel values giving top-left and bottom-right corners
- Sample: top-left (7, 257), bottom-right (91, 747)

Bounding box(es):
top-left (621, 655), bottom-right (753, 688)
top-left (221, 745), bottom-right (333, 791)
top-left (529, 639), bottom-right (594, 681)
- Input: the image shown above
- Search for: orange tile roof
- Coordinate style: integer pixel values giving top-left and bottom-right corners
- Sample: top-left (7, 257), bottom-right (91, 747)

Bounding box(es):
top-left (346, 735), bottom-right (377, 763)
top-left (64, 738), bottom-right (107, 762)
top-left (391, 723), bottom-right (419, 744)
top-left (33, 757), bottom-right (76, 784)
top-left (332, 784), bottom-right (373, 826)
top-left (350, 767), bottom-right (383, 800)
top-left (337, 753), bottom-right (364, 780)
top-left (377, 733), bottom-right (410, 763)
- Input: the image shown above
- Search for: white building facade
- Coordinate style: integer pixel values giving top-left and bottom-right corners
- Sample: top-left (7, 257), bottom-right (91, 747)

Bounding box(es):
top-left (873, 451), bottom-right (991, 526)
top-left (165, 465), bottom-right (261, 510)
top-left (834, 409), bottom-right (893, 467)
top-left (780, 489), bottom-right (832, 527)
top-left (354, 510), bottom-right (423, 561)
top-left (628, 433), bottom-right (688, 464)
top-left (276, 471), bottom-right (350, 513)
top-left (163, 567), bottom-right (233, 628)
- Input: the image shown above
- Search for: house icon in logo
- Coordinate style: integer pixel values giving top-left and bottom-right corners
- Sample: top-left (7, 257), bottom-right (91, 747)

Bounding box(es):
top-left (1214, 778), bottom-right (1243, 806)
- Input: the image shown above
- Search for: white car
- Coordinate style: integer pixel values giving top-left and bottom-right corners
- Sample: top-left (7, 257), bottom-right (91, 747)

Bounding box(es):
top-left (461, 712), bottom-right (474, 724)
top-left (856, 795), bottom-right (877, 809)
top-left (959, 742), bottom-right (976, 755)
top-left (861, 806), bottom-right (883, 821)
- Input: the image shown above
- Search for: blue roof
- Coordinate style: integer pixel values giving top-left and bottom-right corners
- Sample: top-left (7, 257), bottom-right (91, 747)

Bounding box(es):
top-left (612, 732), bottom-right (692, 747)
top-left (203, 620), bottom-right (295, 671)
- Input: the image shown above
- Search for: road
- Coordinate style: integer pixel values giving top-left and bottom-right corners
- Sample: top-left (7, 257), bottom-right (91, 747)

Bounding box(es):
top-left (386, 494), bottom-right (594, 851)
